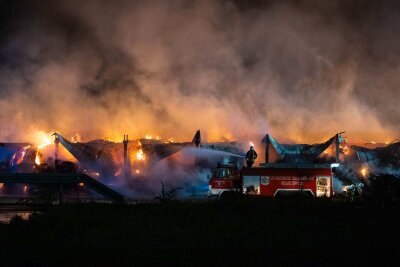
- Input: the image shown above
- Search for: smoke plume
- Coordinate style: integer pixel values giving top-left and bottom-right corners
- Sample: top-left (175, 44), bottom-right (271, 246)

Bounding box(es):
top-left (0, 0), bottom-right (399, 144)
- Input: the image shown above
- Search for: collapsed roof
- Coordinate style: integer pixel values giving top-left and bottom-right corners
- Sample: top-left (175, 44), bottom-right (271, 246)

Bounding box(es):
top-left (54, 133), bottom-right (197, 177)
top-left (351, 141), bottom-right (400, 173)
top-left (264, 134), bottom-right (338, 164)
top-left (54, 133), bottom-right (121, 177)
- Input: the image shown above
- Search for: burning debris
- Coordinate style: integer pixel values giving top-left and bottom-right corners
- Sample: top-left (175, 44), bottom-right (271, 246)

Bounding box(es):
top-left (0, 129), bottom-right (399, 202)
top-left (0, 129), bottom-right (245, 200)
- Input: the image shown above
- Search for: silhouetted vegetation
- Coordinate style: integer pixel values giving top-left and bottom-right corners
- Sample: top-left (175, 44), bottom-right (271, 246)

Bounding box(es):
top-left (1, 200), bottom-right (400, 266)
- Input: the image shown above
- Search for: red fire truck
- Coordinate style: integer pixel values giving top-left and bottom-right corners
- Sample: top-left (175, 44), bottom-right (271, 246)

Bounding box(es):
top-left (208, 163), bottom-right (336, 199)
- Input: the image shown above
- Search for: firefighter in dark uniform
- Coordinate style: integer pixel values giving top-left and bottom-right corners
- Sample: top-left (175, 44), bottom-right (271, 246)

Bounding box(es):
top-left (246, 146), bottom-right (257, 168)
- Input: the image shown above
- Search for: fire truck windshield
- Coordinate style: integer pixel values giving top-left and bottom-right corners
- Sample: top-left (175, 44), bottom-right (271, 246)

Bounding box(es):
top-left (214, 168), bottom-right (231, 179)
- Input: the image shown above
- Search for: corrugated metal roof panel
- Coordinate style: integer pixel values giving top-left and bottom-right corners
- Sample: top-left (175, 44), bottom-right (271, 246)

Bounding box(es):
top-left (352, 142), bottom-right (400, 173)
top-left (266, 134), bottom-right (337, 164)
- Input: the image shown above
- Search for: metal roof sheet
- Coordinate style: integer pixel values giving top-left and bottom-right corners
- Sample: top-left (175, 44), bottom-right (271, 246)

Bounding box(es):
top-left (266, 134), bottom-right (337, 164)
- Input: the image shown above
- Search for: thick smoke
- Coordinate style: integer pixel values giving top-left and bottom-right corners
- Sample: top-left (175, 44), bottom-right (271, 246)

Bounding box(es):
top-left (115, 147), bottom-right (243, 199)
top-left (0, 0), bottom-right (399, 145)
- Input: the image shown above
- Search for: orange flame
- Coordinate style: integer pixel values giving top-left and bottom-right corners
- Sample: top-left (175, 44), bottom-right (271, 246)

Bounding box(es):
top-left (360, 167), bottom-right (368, 177)
top-left (34, 132), bottom-right (52, 165)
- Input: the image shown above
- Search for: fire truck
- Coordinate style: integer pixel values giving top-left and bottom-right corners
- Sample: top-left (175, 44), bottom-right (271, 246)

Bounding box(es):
top-left (208, 163), bottom-right (336, 199)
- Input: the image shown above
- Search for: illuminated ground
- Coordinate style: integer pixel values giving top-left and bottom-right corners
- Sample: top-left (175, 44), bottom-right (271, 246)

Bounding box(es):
top-left (0, 200), bottom-right (399, 266)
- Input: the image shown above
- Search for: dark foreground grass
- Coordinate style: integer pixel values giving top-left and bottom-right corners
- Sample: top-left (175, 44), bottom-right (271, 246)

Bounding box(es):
top-left (1, 199), bottom-right (400, 266)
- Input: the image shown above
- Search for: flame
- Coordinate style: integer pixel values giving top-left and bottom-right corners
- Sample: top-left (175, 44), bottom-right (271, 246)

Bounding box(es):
top-left (35, 153), bottom-right (42, 165)
top-left (360, 167), bottom-right (368, 177)
top-left (135, 169), bottom-right (140, 174)
top-left (78, 182), bottom-right (84, 187)
top-left (23, 185), bottom-right (28, 193)
top-left (34, 133), bottom-right (52, 165)
top-left (145, 134), bottom-right (153, 139)
top-left (136, 149), bottom-right (145, 161)
top-left (0, 183), bottom-right (4, 190)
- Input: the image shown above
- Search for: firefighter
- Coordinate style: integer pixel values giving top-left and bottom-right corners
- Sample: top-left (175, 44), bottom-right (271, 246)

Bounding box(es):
top-left (246, 146), bottom-right (257, 168)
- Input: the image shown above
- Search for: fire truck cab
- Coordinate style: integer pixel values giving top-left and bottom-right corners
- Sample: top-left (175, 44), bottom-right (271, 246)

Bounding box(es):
top-left (208, 163), bottom-right (241, 199)
top-left (208, 163), bottom-right (336, 199)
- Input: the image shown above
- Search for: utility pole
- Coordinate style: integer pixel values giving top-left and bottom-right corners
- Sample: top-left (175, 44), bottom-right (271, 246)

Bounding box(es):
top-left (54, 134), bottom-right (63, 204)
top-left (123, 135), bottom-right (129, 179)
top-left (54, 135), bottom-right (60, 171)
top-left (263, 134), bottom-right (270, 164)
top-left (336, 132), bottom-right (345, 163)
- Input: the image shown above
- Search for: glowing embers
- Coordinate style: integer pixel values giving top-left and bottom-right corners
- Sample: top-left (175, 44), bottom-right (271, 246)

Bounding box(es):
top-left (164, 138), bottom-right (174, 144)
top-left (144, 133), bottom-right (173, 143)
top-left (130, 138), bottom-right (155, 176)
top-left (85, 170), bottom-right (100, 177)
top-left (360, 167), bottom-right (368, 177)
top-left (341, 144), bottom-right (350, 155)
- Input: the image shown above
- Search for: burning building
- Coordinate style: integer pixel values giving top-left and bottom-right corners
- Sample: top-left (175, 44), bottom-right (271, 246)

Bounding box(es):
top-left (0, 128), bottom-right (399, 202)
top-left (351, 141), bottom-right (400, 176)
top-left (0, 129), bottom-right (247, 200)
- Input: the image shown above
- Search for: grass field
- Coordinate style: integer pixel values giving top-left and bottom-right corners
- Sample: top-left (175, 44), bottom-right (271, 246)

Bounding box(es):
top-left (0, 199), bottom-right (399, 266)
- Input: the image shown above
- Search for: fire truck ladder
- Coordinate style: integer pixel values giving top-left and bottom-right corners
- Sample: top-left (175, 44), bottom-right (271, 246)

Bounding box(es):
top-left (0, 173), bottom-right (125, 204)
